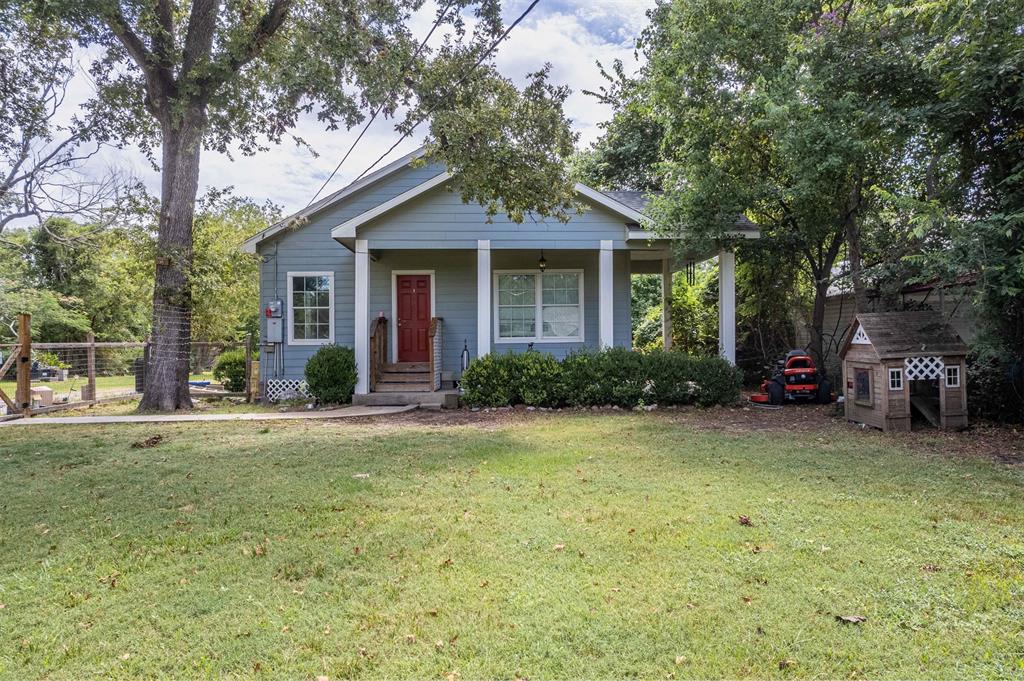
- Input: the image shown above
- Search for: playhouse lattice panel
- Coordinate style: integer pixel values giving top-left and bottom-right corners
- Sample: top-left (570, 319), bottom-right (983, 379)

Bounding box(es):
top-left (904, 356), bottom-right (944, 380)
top-left (851, 326), bottom-right (871, 344)
top-left (265, 379), bottom-right (310, 402)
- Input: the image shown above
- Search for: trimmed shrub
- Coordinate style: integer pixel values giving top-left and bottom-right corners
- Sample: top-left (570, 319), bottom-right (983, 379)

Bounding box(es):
top-left (212, 349), bottom-right (251, 392)
top-left (464, 347), bottom-right (741, 409)
top-left (687, 355), bottom-right (743, 406)
top-left (516, 351), bottom-right (564, 407)
top-left (304, 345), bottom-right (357, 404)
top-left (461, 353), bottom-right (516, 407)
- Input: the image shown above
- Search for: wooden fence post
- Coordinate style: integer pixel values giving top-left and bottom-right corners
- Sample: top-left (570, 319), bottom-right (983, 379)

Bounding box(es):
top-left (15, 313), bottom-right (31, 414)
top-left (82, 331), bottom-right (97, 401)
top-left (244, 334), bottom-right (253, 402)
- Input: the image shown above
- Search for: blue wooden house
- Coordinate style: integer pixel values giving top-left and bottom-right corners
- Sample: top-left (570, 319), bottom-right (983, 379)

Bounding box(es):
top-left (242, 148), bottom-right (758, 406)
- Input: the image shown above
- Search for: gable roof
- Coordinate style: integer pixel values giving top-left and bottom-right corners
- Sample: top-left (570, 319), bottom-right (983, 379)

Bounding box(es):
top-left (840, 312), bottom-right (969, 359)
top-left (241, 147), bottom-right (428, 253)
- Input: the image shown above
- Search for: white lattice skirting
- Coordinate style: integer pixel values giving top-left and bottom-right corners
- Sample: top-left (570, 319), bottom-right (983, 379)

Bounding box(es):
top-left (904, 356), bottom-right (945, 380)
top-left (265, 379), bottom-right (310, 402)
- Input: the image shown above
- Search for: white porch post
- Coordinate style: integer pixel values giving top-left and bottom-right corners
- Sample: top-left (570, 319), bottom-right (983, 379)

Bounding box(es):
top-left (354, 239), bottom-right (370, 394)
top-left (599, 240), bottom-right (615, 348)
top-left (662, 256), bottom-right (673, 351)
top-left (477, 239), bottom-right (491, 358)
top-left (718, 246), bottom-right (736, 364)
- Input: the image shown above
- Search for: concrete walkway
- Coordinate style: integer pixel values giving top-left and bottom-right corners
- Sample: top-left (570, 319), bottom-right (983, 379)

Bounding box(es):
top-left (0, 404), bottom-right (416, 427)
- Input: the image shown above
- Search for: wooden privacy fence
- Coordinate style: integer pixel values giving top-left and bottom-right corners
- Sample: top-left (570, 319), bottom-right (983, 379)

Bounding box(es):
top-left (0, 313), bottom-right (255, 418)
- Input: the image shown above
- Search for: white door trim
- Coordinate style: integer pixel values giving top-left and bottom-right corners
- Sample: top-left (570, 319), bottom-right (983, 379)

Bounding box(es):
top-left (390, 270), bottom-right (436, 364)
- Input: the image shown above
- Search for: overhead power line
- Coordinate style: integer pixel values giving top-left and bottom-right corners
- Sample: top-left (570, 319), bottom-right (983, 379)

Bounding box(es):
top-left (351, 0), bottom-right (542, 183)
top-left (306, 0), bottom-right (459, 207)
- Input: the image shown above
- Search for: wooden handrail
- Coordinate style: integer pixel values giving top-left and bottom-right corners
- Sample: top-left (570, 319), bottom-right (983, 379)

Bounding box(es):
top-left (369, 316), bottom-right (388, 392)
top-left (428, 317), bottom-right (443, 392)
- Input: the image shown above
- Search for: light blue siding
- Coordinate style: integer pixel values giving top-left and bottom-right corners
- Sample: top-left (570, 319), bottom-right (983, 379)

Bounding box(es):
top-left (360, 180), bottom-right (634, 249)
top-left (257, 162), bottom-right (634, 384)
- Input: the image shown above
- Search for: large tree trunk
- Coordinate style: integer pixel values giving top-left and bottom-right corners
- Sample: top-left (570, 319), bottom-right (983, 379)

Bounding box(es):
top-left (808, 277), bottom-right (830, 369)
top-left (844, 180), bottom-right (869, 312)
top-left (139, 119), bottom-right (203, 411)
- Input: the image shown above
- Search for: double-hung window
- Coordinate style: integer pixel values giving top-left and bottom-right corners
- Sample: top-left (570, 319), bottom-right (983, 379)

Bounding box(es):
top-left (495, 270), bottom-right (583, 342)
top-left (288, 272), bottom-right (334, 344)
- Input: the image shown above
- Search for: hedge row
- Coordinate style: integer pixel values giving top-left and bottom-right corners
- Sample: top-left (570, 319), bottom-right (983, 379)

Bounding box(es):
top-left (461, 348), bottom-right (741, 408)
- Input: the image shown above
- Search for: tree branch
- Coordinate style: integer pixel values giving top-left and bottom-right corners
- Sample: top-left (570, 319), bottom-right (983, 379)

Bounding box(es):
top-left (198, 0), bottom-right (293, 96)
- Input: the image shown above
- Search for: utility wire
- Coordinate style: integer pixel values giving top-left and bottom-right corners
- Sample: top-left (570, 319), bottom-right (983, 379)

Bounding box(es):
top-left (352, 0), bottom-right (542, 183)
top-left (306, 0), bottom-right (459, 207)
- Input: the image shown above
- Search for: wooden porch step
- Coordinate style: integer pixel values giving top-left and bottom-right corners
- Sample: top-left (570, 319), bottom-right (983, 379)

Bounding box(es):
top-left (382, 362), bottom-right (429, 373)
top-left (379, 372), bottom-right (429, 383)
top-left (375, 381), bottom-right (431, 392)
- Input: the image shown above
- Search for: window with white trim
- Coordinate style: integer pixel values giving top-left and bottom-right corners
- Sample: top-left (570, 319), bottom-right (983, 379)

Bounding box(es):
top-left (945, 364), bottom-right (960, 388)
top-left (288, 272), bottom-right (334, 344)
top-left (495, 270), bottom-right (583, 342)
top-left (888, 367), bottom-right (903, 391)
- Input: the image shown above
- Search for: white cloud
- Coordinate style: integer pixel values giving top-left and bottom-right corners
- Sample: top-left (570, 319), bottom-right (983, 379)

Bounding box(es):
top-left (58, 0), bottom-right (655, 217)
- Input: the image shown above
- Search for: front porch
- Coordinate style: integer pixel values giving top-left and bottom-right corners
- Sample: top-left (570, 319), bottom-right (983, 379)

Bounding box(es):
top-left (348, 240), bottom-right (741, 403)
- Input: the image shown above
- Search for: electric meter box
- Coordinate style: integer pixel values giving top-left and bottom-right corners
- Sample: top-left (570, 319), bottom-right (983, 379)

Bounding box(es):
top-left (266, 317), bottom-right (283, 343)
top-left (264, 300), bottom-right (283, 318)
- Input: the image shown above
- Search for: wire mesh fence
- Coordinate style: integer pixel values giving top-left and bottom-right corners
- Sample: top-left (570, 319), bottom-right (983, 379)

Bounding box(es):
top-left (1, 321), bottom-right (253, 416)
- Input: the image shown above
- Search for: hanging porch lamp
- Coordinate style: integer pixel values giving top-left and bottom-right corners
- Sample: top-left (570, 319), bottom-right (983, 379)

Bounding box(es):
top-left (538, 250), bottom-right (547, 271)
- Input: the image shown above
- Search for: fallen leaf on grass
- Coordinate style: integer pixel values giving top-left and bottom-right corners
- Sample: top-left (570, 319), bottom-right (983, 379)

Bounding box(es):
top-left (835, 614), bottom-right (867, 624)
top-left (131, 435), bottom-right (163, 449)
top-left (405, 634), bottom-right (417, 644)
top-left (352, 473), bottom-right (370, 479)
top-left (674, 656), bottom-right (686, 665)
top-left (779, 658), bottom-right (797, 670)
top-left (553, 544), bottom-right (565, 551)
top-left (738, 515), bottom-right (753, 526)
top-left (317, 676), bottom-right (329, 681)
top-left (742, 596), bottom-right (753, 605)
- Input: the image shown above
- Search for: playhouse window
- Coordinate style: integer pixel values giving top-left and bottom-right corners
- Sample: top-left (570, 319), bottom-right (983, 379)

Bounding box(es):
top-left (888, 368), bottom-right (903, 391)
top-left (854, 367), bottom-right (872, 405)
top-left (945, 365), bottom-right (960, 388)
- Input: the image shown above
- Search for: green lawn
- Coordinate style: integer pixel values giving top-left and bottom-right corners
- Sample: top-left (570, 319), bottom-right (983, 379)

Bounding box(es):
top-left (1, 372), bottom-right (215, 405)
top-left (0, 413), bottom-right (1021, 679)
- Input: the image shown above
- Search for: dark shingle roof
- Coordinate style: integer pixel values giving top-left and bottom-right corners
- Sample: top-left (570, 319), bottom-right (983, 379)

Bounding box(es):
top-left (847, 312), bottom-right (969, 359)
top-left (600, 190), bottom-right (758, 232)
top-left (602, 190), bottom-right (661, 214)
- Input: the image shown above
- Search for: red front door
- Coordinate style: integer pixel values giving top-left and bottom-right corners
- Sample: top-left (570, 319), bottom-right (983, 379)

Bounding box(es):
top-left (396, 274), bottom-right (431, 363)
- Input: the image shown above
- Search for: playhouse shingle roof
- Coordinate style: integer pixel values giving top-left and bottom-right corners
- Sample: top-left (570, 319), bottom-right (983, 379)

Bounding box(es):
top-left (849, 312), bottom-right (969, 359)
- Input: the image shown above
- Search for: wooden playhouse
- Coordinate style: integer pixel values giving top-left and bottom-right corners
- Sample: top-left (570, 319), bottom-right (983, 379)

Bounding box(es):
top-left (839, 312), bottom-right (969, 432)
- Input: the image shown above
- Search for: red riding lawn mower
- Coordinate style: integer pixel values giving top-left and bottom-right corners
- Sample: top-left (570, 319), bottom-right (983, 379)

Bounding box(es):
top-left (750, 350), bottom-right (834, 406)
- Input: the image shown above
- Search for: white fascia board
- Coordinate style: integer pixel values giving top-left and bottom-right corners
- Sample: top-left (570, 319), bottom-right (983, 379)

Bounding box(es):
top-left (331, 171), bottom-right (452, 239)
top-left (574, 183), bottom-right (649, 224)
top-left (626, 228), bottom-right (760, 241)
top-left (239, 146), bottom-right (428, 253)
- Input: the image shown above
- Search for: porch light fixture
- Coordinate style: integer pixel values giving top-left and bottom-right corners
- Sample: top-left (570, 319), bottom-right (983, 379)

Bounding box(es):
top-left (538, 250), bottom-right (547, 271)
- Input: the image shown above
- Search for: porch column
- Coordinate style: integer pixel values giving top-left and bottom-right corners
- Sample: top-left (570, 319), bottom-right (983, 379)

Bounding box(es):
top-left (718, 246), bottom-right (736, 364)
top-left (477, 240), bottom-right (491, 358)
top-left (662, 256), bottom-right (673, 351)
top-left (354, 239), bottom-right (369, 394)
top-left (599, 240), bottom-right (614, 348)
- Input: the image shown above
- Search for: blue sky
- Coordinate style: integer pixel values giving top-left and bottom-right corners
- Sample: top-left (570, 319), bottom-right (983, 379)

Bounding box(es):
top-left (66, 0), bottom-right (656, 216)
